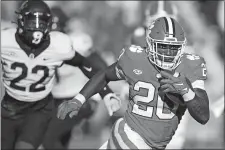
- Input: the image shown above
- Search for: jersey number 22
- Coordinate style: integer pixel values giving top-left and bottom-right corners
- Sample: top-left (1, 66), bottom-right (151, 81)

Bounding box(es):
top-left (10, 62), bottom-right (49, 92)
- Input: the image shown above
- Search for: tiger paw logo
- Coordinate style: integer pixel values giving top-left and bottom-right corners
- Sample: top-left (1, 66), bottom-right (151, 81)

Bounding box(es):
top-left (129, 45), bottom-right (143, 53)
top-left (186, 54), bottom-right (200, 60)
top-left (133, 69), bottom-right (142, 75)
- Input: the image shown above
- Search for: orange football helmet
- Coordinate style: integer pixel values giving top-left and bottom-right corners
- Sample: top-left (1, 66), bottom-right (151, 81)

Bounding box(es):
top-left (146, 17), bottom-right (186, 70)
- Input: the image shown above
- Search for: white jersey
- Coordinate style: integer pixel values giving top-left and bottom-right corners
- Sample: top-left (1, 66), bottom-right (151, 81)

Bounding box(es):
top-left (52, 31), bottom-right (99, 100)
top-left (1, 28), bottom-right (75, 102)
top-left (52, 64), bottom-right (89, 99)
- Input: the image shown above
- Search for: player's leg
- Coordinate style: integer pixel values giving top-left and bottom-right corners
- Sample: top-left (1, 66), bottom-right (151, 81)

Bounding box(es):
top-left (107, 118), bottom-right (152, 149)
top-left (41, 114), bottom-right (72, 149)
top-left (15, 94), bottom-right (54, 149)
top-left (1, 93), bottom-right (24, 149)
top-left (42, 97), bottom-right (81, 149)
top-left (42, 99), bottom-right (80, 149)
top-left (1, 114), bottom-right (18, 149)
top-left (42, 97), bottom-right (96, 149)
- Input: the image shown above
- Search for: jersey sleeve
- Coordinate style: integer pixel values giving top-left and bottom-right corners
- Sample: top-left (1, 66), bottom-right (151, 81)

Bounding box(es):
top-left (50, 31), bottom-right (76, 61)
top-left (116, 45), bottom-right (145, 80)
top-left (184, 54), bottom-right (207, 90)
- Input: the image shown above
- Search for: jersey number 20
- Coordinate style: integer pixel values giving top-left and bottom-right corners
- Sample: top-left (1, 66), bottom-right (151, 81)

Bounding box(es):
top-left (132, 81), bottom-right (176, 120)
top-left (10, 62), bottom-right (49, 92)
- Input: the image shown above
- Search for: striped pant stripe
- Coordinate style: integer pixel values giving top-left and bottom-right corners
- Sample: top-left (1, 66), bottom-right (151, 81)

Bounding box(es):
top-left (118, 119), bottom-right (138, 149)
top-left (123, 123), bottom-right (152, 149)
top-left (111, 118), bottom-right (152, 149)
top-left (106, 118), bottom-right (152, 149)
top-left (111, 119), bottom-right (125, 149)
top-left (108, 138), bottom-right (117, 149)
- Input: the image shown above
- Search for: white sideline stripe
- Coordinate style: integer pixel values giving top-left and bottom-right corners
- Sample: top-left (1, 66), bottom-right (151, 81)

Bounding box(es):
top-left (114, 118), bottom-right (129, 149)
top-left (123, 123), bottom-right (152, 149)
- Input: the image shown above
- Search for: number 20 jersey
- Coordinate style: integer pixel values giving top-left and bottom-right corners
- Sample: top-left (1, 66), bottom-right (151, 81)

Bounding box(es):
top-left (1, 28), bottom-right (75, 102)
top-left (116, 45), bottom-right (207, 149)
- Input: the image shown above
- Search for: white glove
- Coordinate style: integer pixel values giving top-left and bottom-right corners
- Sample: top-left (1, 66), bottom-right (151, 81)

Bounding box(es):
top-left (103, 93), bottom-right (121, 116)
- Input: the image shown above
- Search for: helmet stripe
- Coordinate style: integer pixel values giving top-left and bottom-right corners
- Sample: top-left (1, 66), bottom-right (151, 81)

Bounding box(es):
top-left (34, 12), bottom-right (39, 28)
top-left (165, 17), bottom-right (174, 38)
top-left (163, 17), bottom-right (169, 34)
top-left (170, 18), bottom-right (176, 37)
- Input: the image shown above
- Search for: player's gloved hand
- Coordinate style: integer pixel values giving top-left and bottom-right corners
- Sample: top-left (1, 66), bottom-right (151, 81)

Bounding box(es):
top-left (157, 71), bottom-right (193, 96)
top-left (103, 93), bottom-right (121, 116)
top-left (57, 98), bottom-right (83, 120)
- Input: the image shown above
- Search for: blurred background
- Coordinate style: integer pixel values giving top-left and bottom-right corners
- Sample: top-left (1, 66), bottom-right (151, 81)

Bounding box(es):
top-left (1, 0), bottom-right (224, 149)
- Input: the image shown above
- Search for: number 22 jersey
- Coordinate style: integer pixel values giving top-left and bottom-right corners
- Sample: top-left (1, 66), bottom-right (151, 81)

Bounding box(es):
top-left (116, 45), bottom-right (207, 149)
top-left (1, 28), bottom-right (75, 102)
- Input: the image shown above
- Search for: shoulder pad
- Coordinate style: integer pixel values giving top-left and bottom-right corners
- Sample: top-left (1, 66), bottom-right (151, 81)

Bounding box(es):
top-left (117, 45), bottom-right (144, 61)
top-left (1, 21), bottom-right (16, 30)
top-left (1, 28), bottom-right (16, 39)
top-left (49, 31), bottom-right (75, 61)
top-left (182, 53), bottom-right (205, 66)
top-left (182, 53), bottom-right (207, 81)
top-left (117, 45), bottom-right (146, 70)
top-left (49, 31), bottom-right (75, 54)
top-left (1, 28), bottom-right (17, 48)
top-left (125, 45), bottom-right (144, 55)
top-left (118, 45), bottom-right (145, 60)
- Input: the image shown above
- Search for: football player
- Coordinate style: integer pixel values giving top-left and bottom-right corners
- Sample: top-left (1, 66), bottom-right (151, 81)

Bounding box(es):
top-left (1, 1), bottom-right (119, 149)
top-left (57, 17), bottom-right (210, 149)
top-left (42, 32), bottom-right (110, 149)
top-left (128, 1), bottom-right (191, 149)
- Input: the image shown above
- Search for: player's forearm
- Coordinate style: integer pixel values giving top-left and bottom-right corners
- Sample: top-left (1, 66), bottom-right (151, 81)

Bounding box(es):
top-left (65, 52), bottom-right (101, 78)
top-left (79, 65), bottom-right (99, 79)
top-left (183, 88), bottom-right (210, 124)
top-left (76, 70), bottom-right (110, 104)
top-left (78, 54), bottom-right (114, 98)
top-left (75, 63), bottom-right (121, 104)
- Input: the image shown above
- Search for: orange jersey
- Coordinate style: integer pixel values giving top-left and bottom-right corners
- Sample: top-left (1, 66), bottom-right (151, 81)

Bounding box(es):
top-left (1, 28), bottom-right (75, 102)
top-left (116, 45), bottom-right (207, 149)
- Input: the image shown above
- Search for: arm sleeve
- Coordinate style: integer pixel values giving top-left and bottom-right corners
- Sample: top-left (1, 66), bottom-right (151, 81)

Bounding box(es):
top-left (186, 88), bottom-right (210, 125)
top-left (184, 56), bottom-right (209, 124)
top-left (64, 52), bottom-right (98, 78)
top-left (80, 62), bottom-right (123, 100)
top-left (64, 51), bottom-right (115, 98)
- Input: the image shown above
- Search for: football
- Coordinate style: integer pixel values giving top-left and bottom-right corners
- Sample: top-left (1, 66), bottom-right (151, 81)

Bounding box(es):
top-left (157, 70), bottom-right (186, 106)
top-left (165, 92), bottom-right (186, 106)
